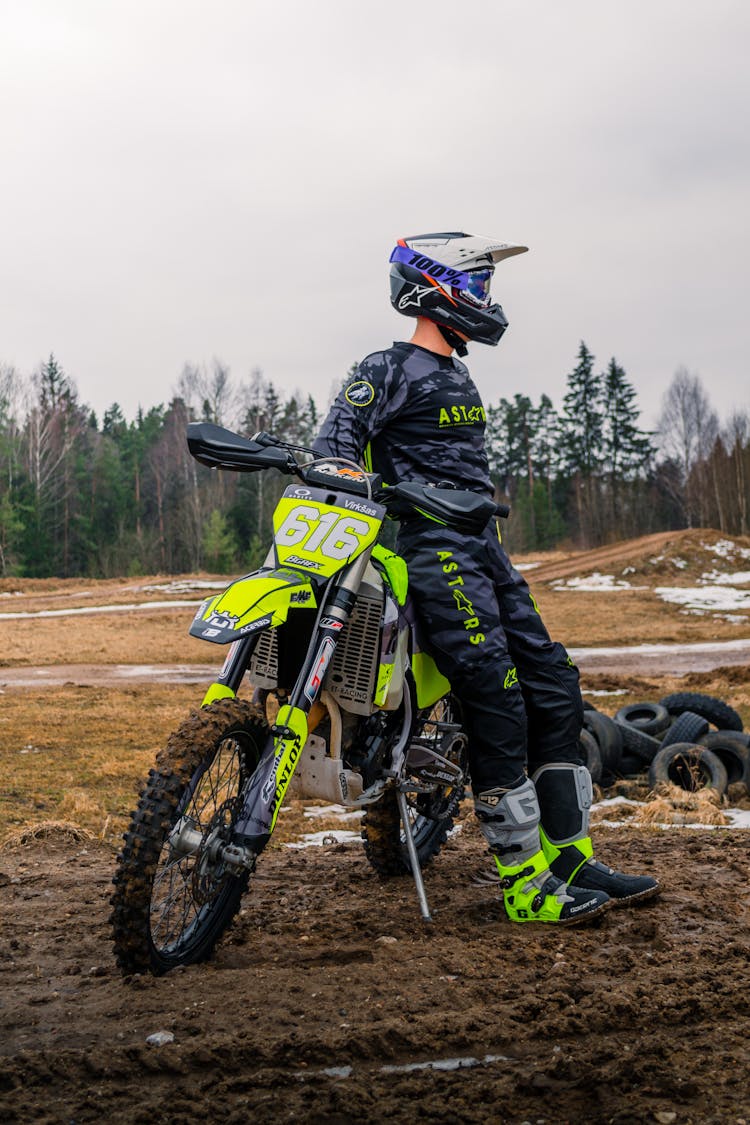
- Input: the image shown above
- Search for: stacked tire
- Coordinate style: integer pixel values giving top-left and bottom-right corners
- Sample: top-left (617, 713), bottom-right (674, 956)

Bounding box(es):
top-left (581, 692), bottom-right (748, 799)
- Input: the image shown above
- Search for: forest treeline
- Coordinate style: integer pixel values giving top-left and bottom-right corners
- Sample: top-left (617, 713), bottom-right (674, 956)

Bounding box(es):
top-left (0, 342), bottom-right (747, 578)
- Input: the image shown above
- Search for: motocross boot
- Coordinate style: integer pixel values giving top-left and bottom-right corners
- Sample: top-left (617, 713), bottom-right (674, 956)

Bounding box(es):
top-left (474, 777), bottom-right (610, 925)
top-left (533, 763), bottom-right (660, 905)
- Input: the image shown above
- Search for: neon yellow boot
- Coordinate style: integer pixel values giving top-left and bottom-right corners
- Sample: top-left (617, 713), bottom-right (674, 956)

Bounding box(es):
top-left (534, 763), bottom-right (660, 906)
top-left (475, 777), bottom-right (610, 925)
top-left (493, 847), bottom-right (610, 924)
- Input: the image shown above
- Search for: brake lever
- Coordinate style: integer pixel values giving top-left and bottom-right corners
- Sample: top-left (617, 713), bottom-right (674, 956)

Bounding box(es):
top-left (249, 431), bottom-right (279, 448)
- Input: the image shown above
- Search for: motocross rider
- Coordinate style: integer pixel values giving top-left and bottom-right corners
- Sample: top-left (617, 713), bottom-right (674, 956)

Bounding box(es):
top-left (315, 232), bottom-right (659, 925)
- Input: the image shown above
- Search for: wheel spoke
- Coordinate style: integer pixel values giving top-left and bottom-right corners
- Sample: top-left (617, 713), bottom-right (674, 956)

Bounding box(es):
top-left (112, 700), bottom-right (269, 975)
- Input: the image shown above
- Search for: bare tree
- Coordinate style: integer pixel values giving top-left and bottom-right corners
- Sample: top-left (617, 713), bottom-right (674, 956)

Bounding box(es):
top-left (24, 357), bottom-right (88, 571)
top-left (657, 368), bottom-right (718, 527)
top-left (724, 410), bottom-right (749, 535)
top-left (177, 359), bottom-right (237, 427)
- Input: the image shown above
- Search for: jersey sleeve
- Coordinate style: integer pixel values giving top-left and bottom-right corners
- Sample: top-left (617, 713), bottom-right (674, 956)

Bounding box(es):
top-left (314, 351), bottom-right (408, 466)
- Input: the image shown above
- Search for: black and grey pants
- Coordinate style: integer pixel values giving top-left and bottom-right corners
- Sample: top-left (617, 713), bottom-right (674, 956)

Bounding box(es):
top-left (397, 519), bottom-right (584, 792)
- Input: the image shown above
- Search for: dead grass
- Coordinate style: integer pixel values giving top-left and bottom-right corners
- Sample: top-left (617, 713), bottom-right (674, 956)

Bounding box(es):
top-left (0, 538), bottom-right (747, 845)
top-left (0, 668), bottom-right (744, 848)
top-left (0, 819), bottom-right (94, 849)
top-left (0, 609), bottom-right (211, 667)
top-left (0, 683), bottom-right (361, 848)
top-left (0, 685), bottom-right (200, 842)
top-left (635, 783), bottom-right (729, 826)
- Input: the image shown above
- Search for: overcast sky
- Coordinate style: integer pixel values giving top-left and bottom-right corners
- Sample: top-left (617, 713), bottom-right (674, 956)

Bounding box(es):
top-left (2, 0), bottom-right (748, 430)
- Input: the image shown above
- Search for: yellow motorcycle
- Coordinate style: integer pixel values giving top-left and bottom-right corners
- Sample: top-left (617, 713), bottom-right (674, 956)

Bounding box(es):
top-left (111, 424), bottom-right (506, 974)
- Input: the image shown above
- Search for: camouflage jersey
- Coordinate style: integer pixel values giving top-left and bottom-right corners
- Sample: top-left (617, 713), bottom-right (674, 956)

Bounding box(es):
top-left (314, 342), bottom-right (493, 496)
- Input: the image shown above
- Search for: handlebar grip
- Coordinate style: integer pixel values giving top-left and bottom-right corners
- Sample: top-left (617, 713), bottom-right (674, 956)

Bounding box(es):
top-left (495, 503), bottom-right (511, 519)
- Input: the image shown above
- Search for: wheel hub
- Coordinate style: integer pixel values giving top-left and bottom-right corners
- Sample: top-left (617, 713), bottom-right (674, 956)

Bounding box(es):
top-left (191, 799), bottom-right (241, 905)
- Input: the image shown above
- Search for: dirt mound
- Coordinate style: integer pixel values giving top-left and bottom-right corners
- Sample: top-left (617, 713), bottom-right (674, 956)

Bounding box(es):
top-left (1, 827), bottom-right (749, 1124)
top-left (520, 528), bottom-right (750, 586)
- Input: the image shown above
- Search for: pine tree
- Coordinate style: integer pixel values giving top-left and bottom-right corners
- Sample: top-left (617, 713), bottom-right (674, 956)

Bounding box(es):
top-left (602, 358), bottom-right (654, 532)
top-left (202, 508), bottom-right (239, 573)
top-left (560, 342), bottom-right (604, 544)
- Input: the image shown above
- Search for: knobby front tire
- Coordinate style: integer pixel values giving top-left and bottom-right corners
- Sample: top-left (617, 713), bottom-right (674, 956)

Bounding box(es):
top-left (111, 699), bottom-right (269, 976)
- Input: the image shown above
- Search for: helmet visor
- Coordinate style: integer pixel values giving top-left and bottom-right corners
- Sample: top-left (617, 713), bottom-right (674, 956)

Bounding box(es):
top-left (456, 268), bottom-right (494, 308)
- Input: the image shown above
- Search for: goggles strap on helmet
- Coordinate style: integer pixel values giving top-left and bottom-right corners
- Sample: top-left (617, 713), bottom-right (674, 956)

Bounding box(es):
top-left (389, 244), bottom-right (474, 291)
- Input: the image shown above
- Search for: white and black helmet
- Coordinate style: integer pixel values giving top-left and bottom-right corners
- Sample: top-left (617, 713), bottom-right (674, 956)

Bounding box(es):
top-left (389, 231), bottom-right (528, 354)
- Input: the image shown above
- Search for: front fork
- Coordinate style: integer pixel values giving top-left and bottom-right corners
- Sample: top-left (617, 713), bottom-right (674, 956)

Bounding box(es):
top-left (218, 549), bottom-right (375, 855)
top-left (202, 636), bottom-right (258, 705)
top-left (204, 590), bottom-right (439, 922)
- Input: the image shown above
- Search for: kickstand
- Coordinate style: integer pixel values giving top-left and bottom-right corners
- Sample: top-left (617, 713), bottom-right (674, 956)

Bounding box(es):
top-left (396, 789), bottom-right (433, 924)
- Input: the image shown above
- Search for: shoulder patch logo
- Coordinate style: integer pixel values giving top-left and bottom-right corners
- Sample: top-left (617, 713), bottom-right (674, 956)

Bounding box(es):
top-left (345, 381), bottom-right (375, 407)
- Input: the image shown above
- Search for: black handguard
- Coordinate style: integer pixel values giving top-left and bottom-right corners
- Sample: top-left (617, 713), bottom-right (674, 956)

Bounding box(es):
top-left (436, 480), bottom-right (509, 520)
top-left (385, 481), bottom-right (503, 534)
top-left (186, 423), bottom-right (295, 473)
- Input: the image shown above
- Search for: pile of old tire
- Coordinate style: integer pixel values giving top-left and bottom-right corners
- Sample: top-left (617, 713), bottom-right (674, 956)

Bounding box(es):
top-left (581, 692), bottom-right (749, 798)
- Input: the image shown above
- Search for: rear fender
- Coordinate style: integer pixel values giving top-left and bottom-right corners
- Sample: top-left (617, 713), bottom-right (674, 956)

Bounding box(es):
top-left (190, 567), bottom-right (317, 644)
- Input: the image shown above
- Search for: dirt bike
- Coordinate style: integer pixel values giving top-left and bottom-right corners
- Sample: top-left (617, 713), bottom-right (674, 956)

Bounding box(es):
top-left (111, 423), bottom-right (508, 975)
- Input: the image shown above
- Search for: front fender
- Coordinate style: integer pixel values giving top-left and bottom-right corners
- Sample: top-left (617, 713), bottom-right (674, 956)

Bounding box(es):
top-left (189, 567), bottom-right (317, 644)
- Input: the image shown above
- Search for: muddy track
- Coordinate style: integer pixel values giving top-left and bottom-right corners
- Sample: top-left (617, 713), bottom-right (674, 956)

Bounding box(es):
top-left (523, 531), bottom-right (689, 584)
top-left (1, 824), bottom-right (749, 1124)
top-left (3, 637), bottom-right (750, 692)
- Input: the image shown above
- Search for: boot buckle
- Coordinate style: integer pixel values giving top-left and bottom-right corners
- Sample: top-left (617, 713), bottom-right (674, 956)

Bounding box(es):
top-left (498, 864), bottom-right (534, 890)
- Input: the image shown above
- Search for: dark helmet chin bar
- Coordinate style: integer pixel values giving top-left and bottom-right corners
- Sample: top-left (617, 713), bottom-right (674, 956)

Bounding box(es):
top-left (437, 324), bottom-right (469, 357)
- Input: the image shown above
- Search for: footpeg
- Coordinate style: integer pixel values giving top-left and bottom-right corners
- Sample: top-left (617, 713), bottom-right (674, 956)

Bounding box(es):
top-left (404, 742), bottom-right (464, 787)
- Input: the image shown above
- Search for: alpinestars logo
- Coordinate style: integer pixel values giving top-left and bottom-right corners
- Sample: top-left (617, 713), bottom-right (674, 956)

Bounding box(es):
top-left (398, 283), bottom-right (436, 310)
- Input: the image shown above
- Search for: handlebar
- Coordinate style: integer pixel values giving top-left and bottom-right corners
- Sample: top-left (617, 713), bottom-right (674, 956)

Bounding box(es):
top-left (186, 422), bottom-right (510, 533)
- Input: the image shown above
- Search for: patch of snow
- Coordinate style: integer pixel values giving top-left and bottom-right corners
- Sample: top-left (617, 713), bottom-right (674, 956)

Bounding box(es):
top-left (593, 796), bottom-right (639, 810)
top-left (582, 688), bottom-right (628, 697)
top-left (285, 829), bottom-right (361, 849)
top-left (569, 638), bottom-right (750, 660)
top-left (621, 566), bottom-right (636, 576)
top-left (552, 572), bottom-right (647, 592)
top-left (703, 539), bottom-right (750, 560)
top-left (139, 580), bottom-right (226, 594)
top-left (0, 599), bottom-right (202, 620)
top-left (515, 562), bottom-right (540, 571)
top-left (672, 558), bottom-right (688, 569)
top-left (700, 569), bottom-right (750, 586)
top-left (655, 586), bottom-right (750, 612)
top-left (304, 804), bottom-right (363, 822)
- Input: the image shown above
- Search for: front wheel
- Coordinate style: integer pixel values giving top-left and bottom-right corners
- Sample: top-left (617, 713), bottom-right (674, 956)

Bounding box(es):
top-left (111, 698), bottom-right (269, 975)
top-left (362, 695), bottom-right (467, 877)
